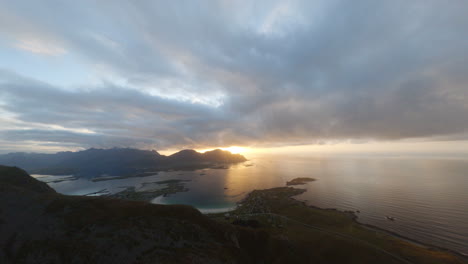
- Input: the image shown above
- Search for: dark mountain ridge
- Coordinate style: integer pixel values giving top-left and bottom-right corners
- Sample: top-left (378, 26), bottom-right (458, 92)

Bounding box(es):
top-left (0, 148), bottom-right (247, 177)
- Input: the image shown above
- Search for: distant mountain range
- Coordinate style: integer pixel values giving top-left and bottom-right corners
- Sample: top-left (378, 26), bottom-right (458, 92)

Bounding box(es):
top-left (0, 148), bottom-right (247, 177)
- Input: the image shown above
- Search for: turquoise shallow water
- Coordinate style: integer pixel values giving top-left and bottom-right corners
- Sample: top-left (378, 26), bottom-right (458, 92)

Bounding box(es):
top-left (39, 154), bottom-right (468, 255)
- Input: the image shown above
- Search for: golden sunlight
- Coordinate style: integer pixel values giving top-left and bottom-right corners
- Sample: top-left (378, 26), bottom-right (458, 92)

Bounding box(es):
top-left (220, 146), bottom-right (249, 154)
top-left (199, 146), bottom-right (250, 154)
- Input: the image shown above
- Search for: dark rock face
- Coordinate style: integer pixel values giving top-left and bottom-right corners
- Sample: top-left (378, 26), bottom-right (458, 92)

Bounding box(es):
top-left (0, 148), bottom-right (247, 178)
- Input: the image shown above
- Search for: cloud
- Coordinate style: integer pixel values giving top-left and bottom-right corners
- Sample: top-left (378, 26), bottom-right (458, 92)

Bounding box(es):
top-left (0, 0), bottom-right (467, 152)
top-left (16, 38), bottom-right (67, 55)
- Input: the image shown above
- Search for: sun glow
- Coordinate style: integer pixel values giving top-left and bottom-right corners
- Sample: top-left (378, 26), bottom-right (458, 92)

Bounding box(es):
top-left (199, 146), bottom-right (250, 154)
top-left (220, 146), bottom-right (249, 154)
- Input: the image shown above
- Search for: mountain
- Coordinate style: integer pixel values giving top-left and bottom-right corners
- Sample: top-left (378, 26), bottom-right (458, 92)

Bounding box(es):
top-left (0, 148), bottom-right (247, 177)
top-left (168, 149), bottom-right (247, 164)
top-left (200, 149), bottom-right (248, 163)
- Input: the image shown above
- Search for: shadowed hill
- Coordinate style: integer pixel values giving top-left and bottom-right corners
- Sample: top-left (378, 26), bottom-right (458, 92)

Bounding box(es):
top-left (0, 148), bottom-right (247, 177)
top-left (0, 166), bottom-right (55, 194)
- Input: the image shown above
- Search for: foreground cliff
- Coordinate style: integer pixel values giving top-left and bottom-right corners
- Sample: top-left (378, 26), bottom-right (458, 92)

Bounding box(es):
top-left (0, 166), bottom-right (465, 264)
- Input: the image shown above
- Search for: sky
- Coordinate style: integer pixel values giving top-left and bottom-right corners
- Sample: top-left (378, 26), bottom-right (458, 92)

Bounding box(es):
top-left (0, 0), bottom-right (468, 155)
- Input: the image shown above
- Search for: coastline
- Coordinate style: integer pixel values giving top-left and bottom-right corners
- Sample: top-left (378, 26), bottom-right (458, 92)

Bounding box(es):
top-left (208, 186), bottom-right (467, 263)
top-left (357, 218), bottom-right (468, 259)
top-left (290, 195), bottom-right (468, 260)
top-left (149, 176), bottom-right (467, 259)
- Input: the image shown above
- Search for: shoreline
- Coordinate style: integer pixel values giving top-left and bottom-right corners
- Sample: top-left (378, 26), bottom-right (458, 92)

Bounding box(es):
top-left (152, 177), bottom-right (467, 259)
top-left (210, 186), bottom-right (467, 263)
top-left (290, 195), bottom-right (468, 260)
top-left (357, 219), bottom-right (468, 259)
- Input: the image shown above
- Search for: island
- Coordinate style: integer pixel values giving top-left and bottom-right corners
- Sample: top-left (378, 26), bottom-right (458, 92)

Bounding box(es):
top-left (0, 165), bottom-right (466, 263)
top-left (286, 177), bottom-right (316, 185)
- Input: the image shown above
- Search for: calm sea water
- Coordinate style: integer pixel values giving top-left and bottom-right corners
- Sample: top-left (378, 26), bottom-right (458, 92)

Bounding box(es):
top-left (38, 154), bottom-right (468, 255)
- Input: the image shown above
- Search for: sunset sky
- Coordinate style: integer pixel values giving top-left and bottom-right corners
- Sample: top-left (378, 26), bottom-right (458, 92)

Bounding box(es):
top-left (0, 1), bottom-right (467, 154)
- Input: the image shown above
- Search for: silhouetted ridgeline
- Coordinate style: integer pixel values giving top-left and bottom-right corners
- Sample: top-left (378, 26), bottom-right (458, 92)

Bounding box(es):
top-left (0, 148), bottom-right (247, 177)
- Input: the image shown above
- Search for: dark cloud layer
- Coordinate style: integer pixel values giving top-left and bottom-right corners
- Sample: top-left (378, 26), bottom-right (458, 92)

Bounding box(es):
top-left (0, 0), bottom-right (467, 152)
